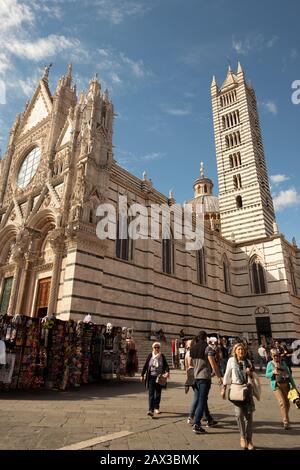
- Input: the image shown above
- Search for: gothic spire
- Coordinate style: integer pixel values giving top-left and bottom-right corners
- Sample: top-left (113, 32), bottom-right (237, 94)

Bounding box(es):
top-left (237, 61), bottom-right (243, 74)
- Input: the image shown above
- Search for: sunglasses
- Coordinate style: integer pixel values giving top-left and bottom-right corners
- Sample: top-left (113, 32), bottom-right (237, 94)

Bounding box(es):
top-left (154, 346), bottom-right (160, 349)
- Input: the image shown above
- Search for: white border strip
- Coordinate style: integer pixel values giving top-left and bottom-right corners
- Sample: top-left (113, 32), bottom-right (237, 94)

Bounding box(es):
top-left (59, 430), bottom-right (133, 451)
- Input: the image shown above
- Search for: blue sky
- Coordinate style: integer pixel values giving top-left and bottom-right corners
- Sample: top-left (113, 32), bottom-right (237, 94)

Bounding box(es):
top-left (0, 0), bottom-right (299, 242)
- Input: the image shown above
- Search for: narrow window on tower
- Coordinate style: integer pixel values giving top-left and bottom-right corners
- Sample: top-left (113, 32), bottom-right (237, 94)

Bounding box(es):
top-left (236, 195), bottom-right (243, 209)
top-left (233, 175), bottom-right (238, 189)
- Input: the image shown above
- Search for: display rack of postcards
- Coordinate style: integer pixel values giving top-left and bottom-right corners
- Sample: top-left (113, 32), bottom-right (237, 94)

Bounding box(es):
top-left (81, 322), bottom-right (94, 384)
top-left (60, 319), bottom-right (77, 390)
top-left (45, 318), bottom-right (67, 389)
top-left (17, 318), bottom-right (45, 389)
top-left (0, 314), bottom-right (128, 391)
top-left (89, 324), bottom-right (105, 382)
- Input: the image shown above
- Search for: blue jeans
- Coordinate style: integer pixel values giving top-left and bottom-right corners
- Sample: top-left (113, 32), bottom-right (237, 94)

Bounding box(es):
top-left (148, 375), bottom-right (162, 412)
top-left (194, 379), bottom-right (212, 426)
top-left (190, 386), bottom-right (198, 418)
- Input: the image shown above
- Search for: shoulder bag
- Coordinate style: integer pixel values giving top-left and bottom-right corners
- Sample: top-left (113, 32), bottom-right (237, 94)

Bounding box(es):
top-left (156, 374), bottom-right (167, 387)
top-left (228, 383), bottom-right (248, 402)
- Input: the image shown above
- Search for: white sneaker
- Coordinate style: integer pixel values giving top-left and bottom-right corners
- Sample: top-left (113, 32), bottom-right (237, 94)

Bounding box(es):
top-left (154, 409), bottom-right (161, 414)
top-left (187, 417), bottom-right (194, 425)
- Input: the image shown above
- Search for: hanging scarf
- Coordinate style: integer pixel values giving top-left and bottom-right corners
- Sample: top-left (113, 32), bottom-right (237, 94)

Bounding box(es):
top-left (152, 350), bottom-right (162, 369)
top-left (233, 357), bottom-right (249, 384)
top-left (233, 357), bottom-right (255, 412)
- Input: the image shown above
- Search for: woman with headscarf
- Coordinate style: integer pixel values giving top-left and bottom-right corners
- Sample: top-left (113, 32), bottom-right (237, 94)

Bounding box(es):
top-left (141, 342), bottom-right (170, 417)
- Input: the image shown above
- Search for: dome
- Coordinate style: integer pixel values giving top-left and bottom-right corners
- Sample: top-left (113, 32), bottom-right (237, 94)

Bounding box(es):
top-left (194, 194), bottom-right (219, 214)
top-left (187, 161), bottom-right (220, 232)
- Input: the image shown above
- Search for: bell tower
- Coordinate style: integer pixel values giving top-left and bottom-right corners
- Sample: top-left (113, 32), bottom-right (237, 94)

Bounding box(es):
top-left (211, 63), bottom-right (276, 242)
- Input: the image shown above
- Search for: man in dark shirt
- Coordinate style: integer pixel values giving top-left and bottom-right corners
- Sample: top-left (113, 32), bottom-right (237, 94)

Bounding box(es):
top-left (190, 331), bottom-right (222, 434)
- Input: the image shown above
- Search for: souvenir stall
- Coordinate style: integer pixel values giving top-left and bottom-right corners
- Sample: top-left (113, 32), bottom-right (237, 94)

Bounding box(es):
top-left (101, 322), bottom-right (115, 380)
top-left (0, 314), bottom-right (130, 391)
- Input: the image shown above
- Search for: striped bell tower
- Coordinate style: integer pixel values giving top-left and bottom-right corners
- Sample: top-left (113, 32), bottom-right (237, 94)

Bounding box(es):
top-left (211, 63), bottom-right (276, 243)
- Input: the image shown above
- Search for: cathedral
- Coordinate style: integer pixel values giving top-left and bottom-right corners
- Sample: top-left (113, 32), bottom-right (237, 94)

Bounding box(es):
top-left (0, 62), bottom-right (299, 352)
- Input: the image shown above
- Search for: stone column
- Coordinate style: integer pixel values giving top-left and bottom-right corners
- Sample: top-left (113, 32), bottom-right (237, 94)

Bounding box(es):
top-left (47, 230), bottom-right (65, 316)
top-left (15, 228), bottom-right (40, 315)
top-left (0, 270), bottom-right (4, 301)
top-left (7, 261), bottom-right (23, 315)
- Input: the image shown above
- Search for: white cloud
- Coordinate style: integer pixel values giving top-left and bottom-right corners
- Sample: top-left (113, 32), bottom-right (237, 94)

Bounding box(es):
top-left (232, 34), bottom-right (279, 55)
top-left (120, 52), bottom-right (148, 78)
top-left (267, 36), bottom-right (279, 48)
top-left (18, 77), bottom-right (37, 97)
top-left (99, 48), bottom-right (109, 57)
top-left (0, 0), bottom-right (34, 32)
top-left (260, 101), bottom-right (278, 115)
top-left (111, 72), bottom-right (122, 84)
top-left (0, 53), bottom-right (12, 74)
top-left (273, 188), bottom-right (300, 211)
top-left (141, 152), bottom-right (164, 161)
top-left (0, 0), bottom-right (84, 80)
top-left (290, 49), bottom-right (298, 59)
top-left (94, 0), bottom-right (150, 25)
top-left (96, 48), bottom-right (152, 87)
top-left (6, 35), bottom-right (80, 61)
top-left (117, 149), bottom-right (165, 166)
top-left (163, 106), bottom-right (191, 116)
top-left (184, 92), bottom-right (197, 98)
top-left (270, 174), bottom-right (290, 185)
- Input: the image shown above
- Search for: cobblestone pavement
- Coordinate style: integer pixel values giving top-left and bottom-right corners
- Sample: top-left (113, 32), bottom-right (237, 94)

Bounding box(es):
top-left (0, 370), bottom-right (299, 450)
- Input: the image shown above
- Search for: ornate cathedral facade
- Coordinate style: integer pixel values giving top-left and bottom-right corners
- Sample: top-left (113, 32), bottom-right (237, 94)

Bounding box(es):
top-left (0, 63), bottom-right (299, 348)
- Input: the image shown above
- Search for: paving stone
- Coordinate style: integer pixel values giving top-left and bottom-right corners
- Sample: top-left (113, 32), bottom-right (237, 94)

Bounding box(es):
top-left (0, 370), bottom-right (300, 450)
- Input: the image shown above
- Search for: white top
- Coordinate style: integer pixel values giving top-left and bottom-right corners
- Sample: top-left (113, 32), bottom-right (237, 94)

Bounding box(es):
top-left (223, 357), bottom-right (246, 386)
top-left (258, 346), bottom-right (267, 358)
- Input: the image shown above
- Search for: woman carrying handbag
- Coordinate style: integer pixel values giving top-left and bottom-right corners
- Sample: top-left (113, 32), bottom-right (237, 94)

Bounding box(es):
top-left (141, 342), bottom-right (170, 417)
top-left (266, 348), bottom-right (297, 429)
top-left (221, 343), bottom-right (256, 450)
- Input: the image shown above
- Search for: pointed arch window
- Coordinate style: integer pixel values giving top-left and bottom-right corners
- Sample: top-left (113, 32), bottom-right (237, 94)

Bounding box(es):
top-left (289, 259), bottom-right (297, 296)
top-left (197, 248), bottom-right (207, 285)
top-left (116, 214), bottom-right (133, 261)
top-left (222, 256), bottom-right (231, 293)
top-left (17, 147), bottom-right (41, 188)
top-left (162, 232), bottom-right (175, 275)
top-left (250, 258), bottom-right (267, 294)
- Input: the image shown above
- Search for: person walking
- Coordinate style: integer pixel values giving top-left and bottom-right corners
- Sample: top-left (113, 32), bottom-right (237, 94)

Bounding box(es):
top-left (266, 348), bottom-right (296, 430)
top-left (218, 337), bottom-right (229, 377)
top-left (221, 343), bottom-right (256, 450)
top-left (190, 331), bottom-right (222, 434)
top-left (185, 338), bottom-right (197, 424)
top-left (141, 342), bottom-right (170, 417)
top-left (257, 344), bottom-right (268, 371)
